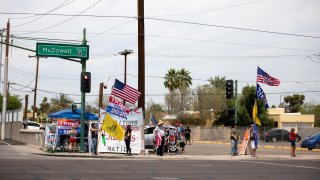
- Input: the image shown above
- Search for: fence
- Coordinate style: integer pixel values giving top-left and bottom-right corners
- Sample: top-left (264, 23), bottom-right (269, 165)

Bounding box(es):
top-left (191, 126), bottom-right (320, 141)
top-left (0, 109), bottom-right (23, 122)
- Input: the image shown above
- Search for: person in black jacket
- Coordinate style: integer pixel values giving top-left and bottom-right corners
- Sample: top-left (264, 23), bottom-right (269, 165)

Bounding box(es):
top-left (124, 125), bottom-right (132, 156)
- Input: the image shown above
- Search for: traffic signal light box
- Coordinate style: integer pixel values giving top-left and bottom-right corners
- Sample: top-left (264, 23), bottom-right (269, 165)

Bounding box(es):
top-left (225, 79), bottom-right (234, 99)
top-left (81, 72), bottom-right (91, 93)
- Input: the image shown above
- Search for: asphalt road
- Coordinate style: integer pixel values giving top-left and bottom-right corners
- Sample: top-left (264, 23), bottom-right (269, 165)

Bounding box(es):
top-left (0, 140), bottom-right (320, 180)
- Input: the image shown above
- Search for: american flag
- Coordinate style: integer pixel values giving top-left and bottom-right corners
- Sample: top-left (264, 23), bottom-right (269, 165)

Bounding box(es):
top-left (111, 79), bottom-right (141, 104)
top-left (256, 83), bottom-right (269, 108)
top-left (257, 66), bottom-right (280, 86)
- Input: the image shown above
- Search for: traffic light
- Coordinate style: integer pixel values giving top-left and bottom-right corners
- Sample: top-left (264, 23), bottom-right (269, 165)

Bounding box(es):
top-left (71, 104), bottom-right (77, 112)
top-left (225, 79), bottom-right (234, 99)
top-left (81, 72), bottom-right (91, 93)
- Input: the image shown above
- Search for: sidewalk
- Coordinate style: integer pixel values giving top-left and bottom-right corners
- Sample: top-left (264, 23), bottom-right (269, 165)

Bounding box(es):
top-left (2, 140), bottom-right (320, 161)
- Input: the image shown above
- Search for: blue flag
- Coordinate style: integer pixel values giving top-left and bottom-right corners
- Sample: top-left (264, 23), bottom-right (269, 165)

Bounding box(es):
top-left (150, 114), bottom-right (158, 126)
top-left (253, 120), bottom-right (258, 149)
top-left (256, 83), bottom-right (269, 109)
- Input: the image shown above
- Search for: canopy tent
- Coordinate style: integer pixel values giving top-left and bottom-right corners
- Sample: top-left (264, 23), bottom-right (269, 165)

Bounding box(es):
top-left (48, 109), bottom-right (98, 120)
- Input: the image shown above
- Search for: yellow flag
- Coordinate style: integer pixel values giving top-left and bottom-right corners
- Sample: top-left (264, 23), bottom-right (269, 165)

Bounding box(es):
top-left (102, 113), bottom-right (125, 141)
top-left (252, 99), bottom-right (262, 126)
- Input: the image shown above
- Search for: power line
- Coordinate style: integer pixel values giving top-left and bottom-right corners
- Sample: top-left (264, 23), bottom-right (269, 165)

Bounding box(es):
top-left (145, 17), bottom-right (320, 39)
top-left (146, 34), bottom-right (319, 52)
top-left (3, 12), bottom-right (319, 39)
top-left (11, 0), bottom-right (76, 27)
top-left (14, 0), bottom-right (103, 35)
top-left (153, 0), bottom-right (264, 17)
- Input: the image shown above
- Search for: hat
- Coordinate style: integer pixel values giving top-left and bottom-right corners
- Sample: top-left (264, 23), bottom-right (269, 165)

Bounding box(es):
top-left (158, 120), bottom-right (165, 125)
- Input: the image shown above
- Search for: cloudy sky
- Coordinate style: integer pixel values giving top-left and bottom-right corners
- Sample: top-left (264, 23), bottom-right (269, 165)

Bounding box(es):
top-left (0, 0), bottom-right (319, 110)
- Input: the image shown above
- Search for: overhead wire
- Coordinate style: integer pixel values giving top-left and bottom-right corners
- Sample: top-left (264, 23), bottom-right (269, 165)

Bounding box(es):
top-left (144, 17), bottom-right (320, 39)
top-left (11, 0), bottom-right (76, 28)
top-left (2, 12), bottom-right (319, 39)
top-left (152, 0), bottom-right (264, 17)
top-left (14, 0), bottom-right (103, 35)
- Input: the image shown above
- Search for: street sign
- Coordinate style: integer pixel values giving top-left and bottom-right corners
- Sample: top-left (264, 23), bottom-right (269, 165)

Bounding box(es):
top-left (36, 43), bottom-right (89, 60)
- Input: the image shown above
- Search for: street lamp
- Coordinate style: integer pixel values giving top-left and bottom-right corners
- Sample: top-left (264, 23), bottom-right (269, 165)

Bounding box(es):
top-left (119, 49), bottom-right (133, 85)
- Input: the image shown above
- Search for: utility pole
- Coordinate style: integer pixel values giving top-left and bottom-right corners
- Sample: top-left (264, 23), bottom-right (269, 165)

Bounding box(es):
top-left (29, 56), bottom-right (41, 121)
top-left (119, 49), bottom-right (133, 85)
top-left (0, 29), bottom-right (3, 91)
top-left (1, 19), bottom-right (10, 140)
top-left (24, 95), bottom-right (28, 120)
top-left (234, 80), bottom-right (238, 124)
top-left (138, 0), bottom-right (145, 114)
top-left (98, 82), bottom-right (103, 117)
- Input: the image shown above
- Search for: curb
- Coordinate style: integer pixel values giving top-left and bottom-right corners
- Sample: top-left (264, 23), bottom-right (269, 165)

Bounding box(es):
top-left (193, 140), bottom-right (320, 152)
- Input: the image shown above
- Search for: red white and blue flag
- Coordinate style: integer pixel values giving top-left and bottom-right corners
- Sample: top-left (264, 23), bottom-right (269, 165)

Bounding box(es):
top-left (257, 66), bottom-right (280, 86)
top-left (111, 79), bottom-right (141, 104)
top-left (256, 83), bottom-right (269, 109)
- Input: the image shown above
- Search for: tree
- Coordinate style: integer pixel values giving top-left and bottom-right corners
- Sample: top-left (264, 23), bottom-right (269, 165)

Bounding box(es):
top-left (164, 68), bottom-right (193, 113)
top-left (208, 76), bottom-right (226, 89)
top-left (145, 100), bottom-right (165, 124)
top-left (176, 68), bottom-right (192, 112)
top-left (39, 97), bottom-right (50, 114)
top-left (284, 94), bottom-right (305, 113)
top-left (302, 102), bottom-right (320, 127)
top-left (50, 94), bottom-right (73, 113)
top-left (193, 85), bottom-right (213, 126)
top-left (0, 93), bottom-right (22, 111)
top-left (164, 68), bottom-right (179, 113)
top-left (214, 85), bottom-right (272, 126)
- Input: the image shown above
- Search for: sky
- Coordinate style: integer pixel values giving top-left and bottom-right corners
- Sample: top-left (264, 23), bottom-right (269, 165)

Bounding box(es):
top-left (0, 0), bottom-right (319, 111)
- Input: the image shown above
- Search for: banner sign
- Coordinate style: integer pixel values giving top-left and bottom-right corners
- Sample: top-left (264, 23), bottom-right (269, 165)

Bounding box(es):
top-left (239, 129), bottom-right (250, 155)
top-left (57, 119), bottom-right (80, 135)
top-left (109, 96), bottom-right (131, 113)
top-left (97, 108), bottom-right (143, 154)
top-left (106, 105), bottom-right (127, 119)
top-left (44, 124), bottom-right (58, 150)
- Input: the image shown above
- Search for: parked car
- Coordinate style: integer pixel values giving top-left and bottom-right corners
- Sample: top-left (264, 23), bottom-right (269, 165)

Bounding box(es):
top-left (144, 125), bottom-right (177, 152)
top-left (263, 128), bottom-right (301, 142)
top-left (300, 132), bottom-right (320, 150)
top-left (27, 121), bottom-right (45, 130)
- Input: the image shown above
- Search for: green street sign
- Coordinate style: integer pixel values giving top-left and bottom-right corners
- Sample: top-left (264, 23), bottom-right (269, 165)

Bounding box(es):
top-left (36, 43), bottom-right (89, 60)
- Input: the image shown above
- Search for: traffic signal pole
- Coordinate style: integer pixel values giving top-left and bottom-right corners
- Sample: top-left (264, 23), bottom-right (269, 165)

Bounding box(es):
top-left (80, 28), bottom-right (87, 152)
top-left (234, 80), bottom-right (238, 124)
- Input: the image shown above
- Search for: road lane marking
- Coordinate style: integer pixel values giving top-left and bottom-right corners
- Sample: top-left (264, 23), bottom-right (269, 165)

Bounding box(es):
top-left (152, 177), bottom-right (180, 180)
top-left (241, 160), bottom-right (320, 170)
top-left (0, 140), bottom-right (21, 150)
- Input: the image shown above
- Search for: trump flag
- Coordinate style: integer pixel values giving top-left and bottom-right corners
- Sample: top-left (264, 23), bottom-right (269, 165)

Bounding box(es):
top-left (256, 83), bottom-right (269, 109)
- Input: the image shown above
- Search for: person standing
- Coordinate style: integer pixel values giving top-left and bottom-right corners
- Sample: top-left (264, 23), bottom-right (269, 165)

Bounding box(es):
top-left (154, 120), bottom-right (165, 156)
top-left (230, 124), bottom-right (240, 156)
top-left (185, 126), bottom-right (192, 145)
top-left (68, 126), bottom-right (78, 153)
top-left (289, 128), bottom-right (297, 157)
top-left (249, 123), bottom-right (257, 157)
top-left (90, 123), bottom-right (99, 155)
top-left (124, 125), bottom-right (132, 156)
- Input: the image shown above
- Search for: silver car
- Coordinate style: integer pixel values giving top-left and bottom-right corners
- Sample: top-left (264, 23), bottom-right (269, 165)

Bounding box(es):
top-left (144, 125), bottom-right (178, 152)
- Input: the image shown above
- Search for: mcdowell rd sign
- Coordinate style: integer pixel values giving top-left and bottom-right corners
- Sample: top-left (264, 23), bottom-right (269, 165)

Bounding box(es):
top-left (36, 43), bottom-right (89, 60)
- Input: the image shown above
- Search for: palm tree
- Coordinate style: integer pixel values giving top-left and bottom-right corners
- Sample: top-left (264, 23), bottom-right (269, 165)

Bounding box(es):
top-left (208, 76), bottom-right (226, 90)
top-left (50, 93), bottom-right (73, 113)
top-left (177, 68), bottom-right (192, 112)
top-left (164, 68), bottom-right (179, 113)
